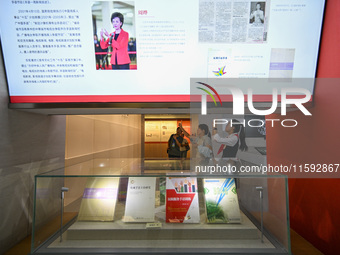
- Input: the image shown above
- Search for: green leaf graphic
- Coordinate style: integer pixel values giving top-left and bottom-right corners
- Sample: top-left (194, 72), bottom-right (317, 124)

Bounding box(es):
top-left (206, 201), bottom-right (228, 223)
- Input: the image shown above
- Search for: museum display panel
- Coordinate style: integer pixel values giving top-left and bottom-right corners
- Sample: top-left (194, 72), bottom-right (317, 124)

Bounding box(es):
top-left (31, 158), bottom-right (290, 254)
top-left (0, 0), bottom-right (325, 105)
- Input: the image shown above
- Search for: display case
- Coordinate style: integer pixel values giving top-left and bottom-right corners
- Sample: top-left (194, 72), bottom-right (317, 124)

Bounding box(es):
top-left (31, 158), bottom-right (290, 254)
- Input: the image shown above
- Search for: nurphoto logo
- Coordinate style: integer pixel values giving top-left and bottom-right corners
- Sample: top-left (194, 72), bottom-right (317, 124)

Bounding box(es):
top-left (197, 81), bottom-right (312, 128)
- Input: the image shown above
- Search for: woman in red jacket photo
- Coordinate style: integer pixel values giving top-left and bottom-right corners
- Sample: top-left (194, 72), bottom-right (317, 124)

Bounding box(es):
top-left (100, 12), bottom-right (130, 70)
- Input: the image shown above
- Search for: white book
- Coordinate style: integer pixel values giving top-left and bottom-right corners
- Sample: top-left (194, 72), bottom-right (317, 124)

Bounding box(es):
top-left (123, 177), bottom-right (156, 222)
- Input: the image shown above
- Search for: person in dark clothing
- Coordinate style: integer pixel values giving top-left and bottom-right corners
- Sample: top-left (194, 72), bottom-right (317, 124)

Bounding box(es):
top-left (167, 127), bottom-right (184, 158)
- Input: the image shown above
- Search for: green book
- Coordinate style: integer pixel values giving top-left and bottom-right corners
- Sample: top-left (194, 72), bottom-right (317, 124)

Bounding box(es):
top-left (203, 178), bottom-right (241, 223)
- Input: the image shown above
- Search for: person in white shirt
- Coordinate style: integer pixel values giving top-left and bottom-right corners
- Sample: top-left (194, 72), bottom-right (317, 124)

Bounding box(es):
top-left (179, 122), bottom-right (212, 165)
top-left (213, 119), bottom-right (248, 160)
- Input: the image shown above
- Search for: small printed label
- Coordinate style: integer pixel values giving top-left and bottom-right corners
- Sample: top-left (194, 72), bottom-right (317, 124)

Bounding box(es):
top-left (146, 222), bottom-right (162, 229)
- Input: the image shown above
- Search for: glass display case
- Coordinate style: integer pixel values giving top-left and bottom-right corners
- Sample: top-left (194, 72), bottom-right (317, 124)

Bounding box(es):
top-left (31, 158), bottom-right (290, 254)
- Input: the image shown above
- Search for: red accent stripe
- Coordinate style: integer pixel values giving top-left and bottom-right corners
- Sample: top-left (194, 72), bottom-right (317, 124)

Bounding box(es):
top-left (201, 94), bottom-right (312, 102)
top-left (197, 82), bottom-right (223, 106)
top-left (10, 95), bottom-right (190, 103)
top-left (216, 134), bottom-right (239, 155)
top-left (217, 145), bottom-right (225, 155)
top-left (9, 94), bottom-right (312, 103)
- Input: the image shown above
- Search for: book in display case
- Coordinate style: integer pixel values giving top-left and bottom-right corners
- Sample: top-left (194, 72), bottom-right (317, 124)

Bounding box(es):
top-left (31, 158), bottom-right (291, 254)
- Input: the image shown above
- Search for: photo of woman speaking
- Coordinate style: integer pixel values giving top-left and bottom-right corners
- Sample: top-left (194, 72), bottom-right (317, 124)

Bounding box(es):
top-left (100, 12), bottom-right (130, 70)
